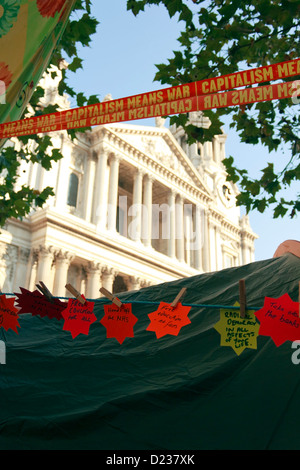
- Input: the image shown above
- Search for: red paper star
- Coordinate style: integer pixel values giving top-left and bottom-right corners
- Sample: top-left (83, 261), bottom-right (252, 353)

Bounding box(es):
top-left (62, 297), bottom-right (97, 339)
top-left (147, 302), bottom-right (192, 339)
top-left (0, 295), bottom-right (20, 334)
top-left (15, 288), bottom-right (67, 320)
top-left (255, 293), bottom-right (300, 346)
top-left (100, 303), bottom-right (137, 344)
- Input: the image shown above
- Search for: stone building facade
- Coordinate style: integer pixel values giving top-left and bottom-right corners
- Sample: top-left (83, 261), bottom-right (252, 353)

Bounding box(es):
top-left (0, 73), bottom-right (257, 298)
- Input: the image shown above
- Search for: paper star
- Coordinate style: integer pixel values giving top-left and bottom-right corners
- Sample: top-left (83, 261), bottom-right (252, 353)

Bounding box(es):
top-left (100, 303), bottom-right (137, 344)
top-left (214, 302), bottom-right (260, 356)
top-left (146, 302), bottom-right (191, 339)
top-left (254, 293), bottom-right (300, 347)
top-left (62, 296), bottom-right (97, 339)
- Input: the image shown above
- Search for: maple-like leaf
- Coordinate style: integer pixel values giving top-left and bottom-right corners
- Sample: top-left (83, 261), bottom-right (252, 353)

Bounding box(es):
top-left (146, 302), bottom-right (192, 339)
top-left (0, 295), bottom-right (20, 334)
top-left (255, 293), bottom-right (300, 347)
top-left (100, 303), bottom-right (137, 344)
top-left (62, 297), bottom-right (97, 339)
top-left (15, 288), bottom-right (67, 320)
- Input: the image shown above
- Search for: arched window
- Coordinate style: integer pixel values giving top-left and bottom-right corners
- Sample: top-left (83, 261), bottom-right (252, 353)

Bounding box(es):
top-left (67, 173), bottom-right (79, 208)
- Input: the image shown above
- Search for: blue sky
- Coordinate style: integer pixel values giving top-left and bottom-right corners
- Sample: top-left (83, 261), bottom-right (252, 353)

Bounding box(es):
top-left (67, 1), bottom-right (299, 262)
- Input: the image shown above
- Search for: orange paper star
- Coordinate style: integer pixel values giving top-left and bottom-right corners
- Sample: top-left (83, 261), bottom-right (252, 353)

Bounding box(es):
top-left (62, 296), bottom-right (97, 339)
top-left (100, 303), bottom-right (137, 344)
top-left (147, 302), bottom-right (192, 339)
top-left (255, 293), bottom-right (300, 346)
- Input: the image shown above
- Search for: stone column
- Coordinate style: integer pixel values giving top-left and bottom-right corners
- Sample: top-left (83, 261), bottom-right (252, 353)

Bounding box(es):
top-left (176, 195), bottom-right (185, 262)
top-left (184, 205), bottom-right (193, 266)
top-left (84, 154), bottom-right (97, 223)
top-left (0, 243), bottom-right (7, 291)
top-left (28, 161), bottom-right (38, 190)
top-left (36, 246), bottom-right (55, 290)
top-left (204, 141), bottom-right (213, 161)
top-left (107, 155), bottom-right (120, 232)
top-left (202, 209), bottom-right (210, 272)
top-left (86, 262), bottom-right (102, 299)
top-left (212, 136), bottom-right (220, 163)
top-left (27, 249), bottom-right (39, 291)
top-left (130, 168), bottom-right (144, 242)
top-left (53, 251), bottom-right (74, 298)
top-left (209, 220), bottom-right (217, 272)
top-left (36, 164), bottom-right (45, 193)
top-left (101, 266), bottom-right (118, 294)
top-left (193, 205), bottom-right (203, 270)
top-left (216, 226), bottom-right (223, 271)
top-left (219, 134), bottom-right (227, 161)
top-left (168, 190), bottom-right (176, 258)
top-left (142, 175), bottom-right (153, 248)
top-left (241, 236), bottom-right (250, 265)
top-left (55, 138), bottom-right (71, 210)
top-left (250, 245), bottom-right (255, 263)
top-left (128, 276), bottom-right (142, 292)
top-left (14, 248), bottom-right (30, 292)
top-left (93, 147), bottom-right (109, 228)
top-left (189, 143), bottom-right (201, 167)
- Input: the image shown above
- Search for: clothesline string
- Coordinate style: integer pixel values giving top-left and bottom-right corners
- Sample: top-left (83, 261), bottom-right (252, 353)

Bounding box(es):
top-left (0, 293), bottom-right (262, 311)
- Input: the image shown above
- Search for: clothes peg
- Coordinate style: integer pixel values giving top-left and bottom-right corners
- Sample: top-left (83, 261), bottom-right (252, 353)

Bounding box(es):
top-left (239, 279), bottom-right (246, 318)
top-left (171, 288), bottom-right (187, 308)
top-left (36, 281), bottom-right (54, 303)
top-left (100, 287), bottom-right (122, 308)
top-left (65, 284), bottom-right (86, 305)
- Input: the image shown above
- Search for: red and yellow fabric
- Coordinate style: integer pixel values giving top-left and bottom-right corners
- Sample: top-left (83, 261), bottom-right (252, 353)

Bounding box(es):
top-left (0, 0), bottom-right (76, 129)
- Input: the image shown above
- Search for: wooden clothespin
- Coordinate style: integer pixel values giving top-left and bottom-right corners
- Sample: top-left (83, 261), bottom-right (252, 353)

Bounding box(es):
top-left (171, 288), bottom-right (187, 308)
top-left (100, 287), bottom-right (122, 308)
top-left (65, 284), bottom-right (86, 305)
top-left (36, 281), bottom-right (54, 303)
top-left (239, 279), bottom-right (246, 318)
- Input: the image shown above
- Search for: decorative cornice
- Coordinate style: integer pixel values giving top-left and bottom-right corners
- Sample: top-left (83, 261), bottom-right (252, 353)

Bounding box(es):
top-left (86, 261), bottom-right (102, 274)
top-left (101, 266), bottom-right (119, 278)
top-left (92, 125), bottom-right (213, 205)
top-left (54, 249), bottom-right (75, 264)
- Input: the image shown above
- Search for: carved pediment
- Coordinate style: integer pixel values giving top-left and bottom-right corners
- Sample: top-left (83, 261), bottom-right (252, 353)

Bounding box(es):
top-left (106, 124), bottom-right (211, 194)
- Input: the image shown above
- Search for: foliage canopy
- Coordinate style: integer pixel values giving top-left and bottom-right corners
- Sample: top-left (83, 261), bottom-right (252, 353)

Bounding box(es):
top-left (0, 0), bottom-right (99, 228)
top-left (128, 0), bottom-right (300, 219)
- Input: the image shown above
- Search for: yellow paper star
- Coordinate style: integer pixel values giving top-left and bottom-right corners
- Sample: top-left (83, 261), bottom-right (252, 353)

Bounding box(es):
top-left (214, 301), bottom-right (260, 356)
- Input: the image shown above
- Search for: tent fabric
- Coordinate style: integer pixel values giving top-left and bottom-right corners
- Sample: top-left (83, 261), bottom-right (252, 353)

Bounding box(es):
top-left (0, 0), bottom-right (75, 133)
top-left (1, 253), bottom-right (300, 450)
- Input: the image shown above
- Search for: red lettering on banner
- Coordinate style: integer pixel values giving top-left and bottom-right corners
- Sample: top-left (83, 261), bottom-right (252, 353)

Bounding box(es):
top-left (277, 60), bottom-right (300, 78)
top-left (277, 82), bottom-right (293, 98)
top-left (167, 85), bottom-right (191, 101)
top-left (127, 91), bottom-right (164, 109)
top-left (1, 58), bottom-right (300, 140)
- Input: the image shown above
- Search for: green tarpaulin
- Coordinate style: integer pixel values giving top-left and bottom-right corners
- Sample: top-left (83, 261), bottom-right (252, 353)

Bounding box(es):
top-left (1, 253), bottom-right (300, 450)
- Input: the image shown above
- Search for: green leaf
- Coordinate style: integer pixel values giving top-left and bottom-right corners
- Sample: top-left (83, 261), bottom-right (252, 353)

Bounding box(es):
top-left (68, 57), bottom-right (83, 72)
